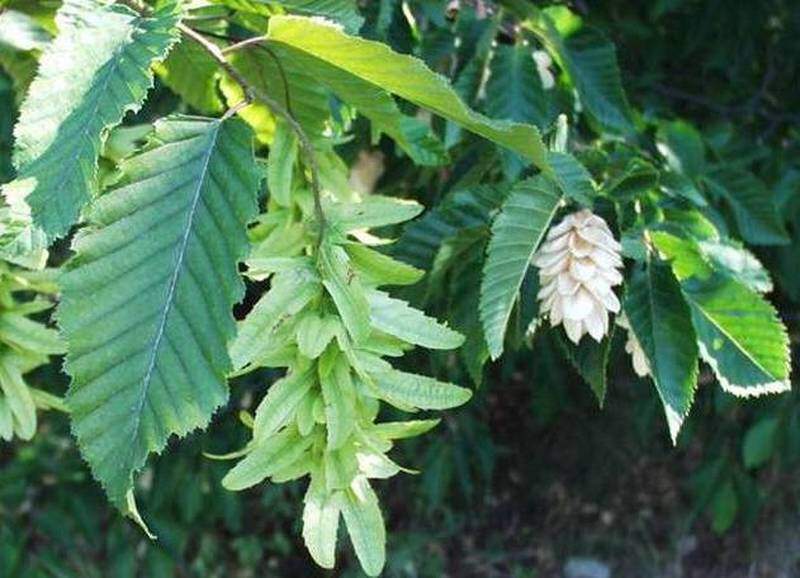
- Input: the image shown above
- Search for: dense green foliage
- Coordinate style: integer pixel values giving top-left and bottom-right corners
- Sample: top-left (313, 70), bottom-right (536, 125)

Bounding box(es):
top-left (0, 0), bottom-right (798, 576)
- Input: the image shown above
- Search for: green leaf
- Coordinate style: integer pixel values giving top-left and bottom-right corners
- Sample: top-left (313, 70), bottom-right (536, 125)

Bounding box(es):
top-left (547, 151), bottom-right (594, 205)
top-left (704, 169), bottom-right (789, 246)
top-left (318, 242), bottom-right (371, 345)
top-left (265, 16), bottom-right (549, 168)
top-left (0, 206), bottom-right (48, 270)
top-left (366, 289), bottom-right (464, 350)
top-left (0, 312), bottom-right (64, 356)
top-left (624, 261), bottom-right (699, 443)
top-left (326, 196), bottom-right (423, 231)
top-left (485, 43), bottom-right (552, 177)
top-left (253, 365), bottom-right (315, 442)
top-left (656, 120), bottom-right (706, 178)
top-left (479, 176), bottom-right (561, 359)
top-left (742, 417), bottom-right (779, 470)
top-left (511, 4), bottom-right (633, 134)
top-left (342, 477), bottom-right (386, 577)
top-left (660, 171), bottom-right (707, 206)
top-left (302, 483), bottom-right (342, 569)
top-left (266, 41), bottom-right (447, 166)
top-left (681, 273), bottom-right (790, 397)
top-left (710, 480), bottom-right (738, 534)
top-left (267, 119), bottom-right (298, 207)
top-left (59, 116), bottom-right (260, 511)
top-left (215, 0), bottom-right (364, 33)
top-left (394, 184), bottom-right (507, 269)
top-left (296, 313), bottom-right (339, 359)
top-left (603, 158), bottom-right (659, 200)
top-left (372, 368), bottom-right (472, 411)
top-left (373, 419), bottom-right (440, 440)
top-left (3, 0), bottom-right (181, 240)
top-left (154, 37), bottom-right (223, 114)
top-left (699, 239), bottom-right (772, 293)
top-left (231, 267), bottom-right (321, 370)
top-left (277, 0), bottom-right (363, 33)
top-left (344, 243), bottom-right (424, 287)
top-left (0, 354), bottom-right (36, 440)
top-left (486, 43), bottom-right (551, 128)
top-left (555, 331), bottom-right (612, 407)
top-left (221, 46), bottom-right (330, 141)
top-left (320, 353), bottom-right (356, 449)
top-left (651, 230), bottom-right (713, 281)
top-left (223, 427), bottom-right (314, 490)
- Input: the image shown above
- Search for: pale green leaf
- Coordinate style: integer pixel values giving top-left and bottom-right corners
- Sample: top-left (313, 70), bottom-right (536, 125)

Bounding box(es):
top-left (223, 427), bottom-right (314, 490)
top-left (231, 268), bottom-right (321, 370)
top-left (344, 243), bottom-right (424, 287)
top-left (366, 289), bottom-right (464, 350)
top-left (624, 261), bottom-right (699, 443)
top-left (372, 368), bottom-right (472, 411)
top-left (373, 419), bottom-right (440, 440)
top-left (0, 354), bottom-right (36, 440)
top-left (3, 0), bottom-right (181, 240)
top-left (318, 242), bottom-right (371, 345)
top-left (59, 116), bottom-right (260, 510)
top-left (342, 477), bottom-right (386, 577)
top-left (0, 206), bottom-right (48, 270)
top-left (296, 313), bottom-right (339, 359)
top-left (265, 16), bottom-right (549, 168)
top-left (479, 176), bottom-right (561, 359)
top-left (324, 445), bottom-right (358, 491)
top-left (267, 119), bottom-right (298, 206)
top-left (325, 196), bottom-right (423, 232)
top-left (253, 364), bottom-right (315, 442)
top-left (302, 483), bottom-right (342, 569)
top-left (0, 312), bottom-right (64, 356)
top-left (320, 353), bottom-right (356, 449)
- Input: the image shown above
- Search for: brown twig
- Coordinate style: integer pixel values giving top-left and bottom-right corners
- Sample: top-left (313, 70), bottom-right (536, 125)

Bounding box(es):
top-left (179, 23), bottom-right (328, 243)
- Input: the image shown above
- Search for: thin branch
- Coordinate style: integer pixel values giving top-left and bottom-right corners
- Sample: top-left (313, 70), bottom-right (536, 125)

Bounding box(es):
top-left (222, 36), bottom-right (267, 54)
top-left (179, 25), bottom-right (327, 242)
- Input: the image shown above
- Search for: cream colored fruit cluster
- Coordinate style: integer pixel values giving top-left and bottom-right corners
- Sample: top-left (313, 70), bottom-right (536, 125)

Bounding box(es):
top-left (533, 209), bottom-right (623, 344)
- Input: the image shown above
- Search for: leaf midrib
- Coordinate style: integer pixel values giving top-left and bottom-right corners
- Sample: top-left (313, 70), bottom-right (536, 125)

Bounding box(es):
top-left (683, 291), bottom-right (779, 383)
top-left (128, 121), bottom-right (223, 461)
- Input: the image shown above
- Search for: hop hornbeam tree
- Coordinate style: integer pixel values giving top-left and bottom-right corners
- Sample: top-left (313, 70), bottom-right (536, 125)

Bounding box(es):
top-left (0, 0), bottom-right (794, 574)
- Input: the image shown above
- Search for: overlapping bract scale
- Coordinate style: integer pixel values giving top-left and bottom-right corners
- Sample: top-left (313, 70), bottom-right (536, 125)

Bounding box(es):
top-left (533, 209), bottom-right (623, 343)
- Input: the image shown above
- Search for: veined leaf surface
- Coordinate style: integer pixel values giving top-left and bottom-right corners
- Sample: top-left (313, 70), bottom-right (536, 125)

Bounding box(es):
top-left (624, 261), bottom-right (698, 443)
top-left (3, 0), bottom-right (181, 240)
top-left (479, 176), bottom-right (561, 359)
top-left (59, 116), bottom-right (259, 511)
top-left (265, 16), bottom-right (549, 169)
top-left (682, 273), bottom-right (790, 397)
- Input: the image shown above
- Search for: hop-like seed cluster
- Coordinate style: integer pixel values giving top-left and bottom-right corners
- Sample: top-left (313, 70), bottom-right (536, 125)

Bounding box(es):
top-left (533, 209), bottom-right (623, 344)
top-left (617, 315), bottom-right (651, 377)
